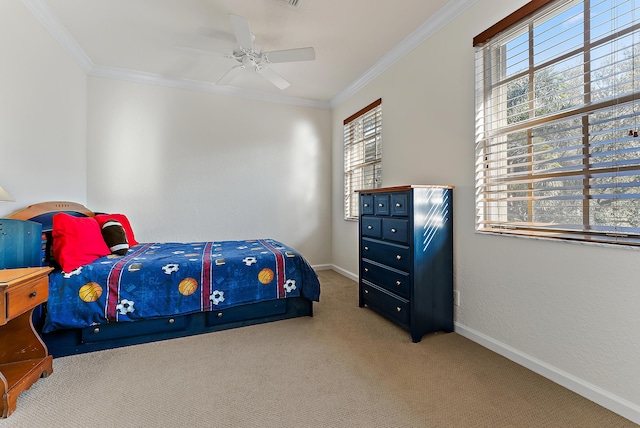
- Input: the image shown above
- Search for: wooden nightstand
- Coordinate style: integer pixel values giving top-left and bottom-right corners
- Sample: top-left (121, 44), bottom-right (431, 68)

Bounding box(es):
top-left (0, 267), bottom-right (53, 418)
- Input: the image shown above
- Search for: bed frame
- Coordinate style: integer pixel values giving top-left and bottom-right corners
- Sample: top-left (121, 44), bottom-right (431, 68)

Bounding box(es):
top-left (7, 201), bottom-right (314, 357)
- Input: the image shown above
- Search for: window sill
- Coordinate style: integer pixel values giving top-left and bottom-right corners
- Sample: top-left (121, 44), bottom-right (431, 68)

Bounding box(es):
top-left (476, 229), bottom-right (640, 250)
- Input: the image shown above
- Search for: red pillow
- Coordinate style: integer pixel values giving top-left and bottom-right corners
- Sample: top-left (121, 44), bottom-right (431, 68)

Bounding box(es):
top-left (94, 214), bottom-right (139, 246)
top-left (52, 213), bottom-right (111, 272)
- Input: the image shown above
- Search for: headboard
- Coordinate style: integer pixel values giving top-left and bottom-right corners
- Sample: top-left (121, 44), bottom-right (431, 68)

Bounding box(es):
top-left (7, 201), bottom-right (95, 267)
top-left (8, 201), bottom-right (95, 223)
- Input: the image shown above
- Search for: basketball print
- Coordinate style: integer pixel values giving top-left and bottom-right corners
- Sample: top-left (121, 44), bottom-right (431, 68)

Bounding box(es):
top-left (258, 268), bottom-right (274, 284)
top-left (79, 282), bottom-right (103, 302)
top-left (178, 277), bottom-right (198, 296)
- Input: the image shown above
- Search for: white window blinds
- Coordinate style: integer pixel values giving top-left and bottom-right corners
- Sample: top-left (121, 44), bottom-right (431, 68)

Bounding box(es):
top-left (475, 0), bottom-right (640, 245)
top-left (344, 99), bottom-right (382, 220)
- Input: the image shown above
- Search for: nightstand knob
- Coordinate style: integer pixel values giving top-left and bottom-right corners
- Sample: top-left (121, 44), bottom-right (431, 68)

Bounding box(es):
top-left (391, 228), bottom-right (397, 233)
top-left (364, 246), bottom-right (369, 251)
top-left (396, 203), bottom-right (401, 207)
top-left (168, 318), bottom-right (175, 324)
top-left (396, 280), bottom-right (401, 286)
top-left (396, 307), bottom-right (402, 312)
top-left (364, 289), bottom-right (369, 294)
top-left (364, 268), bottom-right (369, 272)
top-left (93, 327), bottom-right (100, 334)
top-left (217, 312), bottom-right (223, 318)
top-left (378, 203), bottom-right (384, 207)
top-left (364, 203), bottom-right (369, 207)
top-left (367, 225), bottom-right (373, 230)
top-left (396, 255), bottom-right (402, 260)
top-left (29, 292), bottom-right (37, 298)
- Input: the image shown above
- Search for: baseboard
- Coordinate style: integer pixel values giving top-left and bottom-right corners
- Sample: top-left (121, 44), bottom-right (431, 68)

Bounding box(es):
top-left (329, 264), bottom-right (358, 282)
top-left (455, 322), bottom-right (640, 425)
top-left (311, 264), bottom-right (333, 271)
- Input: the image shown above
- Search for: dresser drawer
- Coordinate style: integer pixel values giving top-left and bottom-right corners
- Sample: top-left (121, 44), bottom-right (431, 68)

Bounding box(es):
top-left (360, 194), bottom-right (374, 215)
top-left (361, 282), bottom-right (410, 327)
top-left (391, 193), bottom-right (408, 216)
top-left (361, 261), bottom-right (410, 299)
top-left (382, 218), bottom-right (409, 244)
top-left (361, 217), bottom-right (382, 238)
top-left (6, 276), bottom-right (48, 320)
top-left (361, 238), bottom-right (410, 271)
top-left (374, 194), bottom-right (390, 215)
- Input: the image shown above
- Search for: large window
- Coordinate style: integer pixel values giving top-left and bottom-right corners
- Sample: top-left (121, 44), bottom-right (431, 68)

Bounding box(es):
top-left (475, 0), bottom-right (640, 245)
top-left (344, 98), bottom-right (382, 220)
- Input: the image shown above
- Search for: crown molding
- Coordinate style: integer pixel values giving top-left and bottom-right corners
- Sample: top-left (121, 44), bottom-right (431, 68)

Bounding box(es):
top-left (21, 0), bottom-right (93, 72)
top-left (89, 65), bottom-right (331, 109)
top-left (329, 0), bottom-right (478, 108)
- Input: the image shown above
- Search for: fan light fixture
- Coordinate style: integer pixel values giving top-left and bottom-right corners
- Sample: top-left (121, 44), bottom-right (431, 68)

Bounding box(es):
top-left (0, 185), bottom-right (15, 202)
top-left (216, 14), bottom-right (315, 90)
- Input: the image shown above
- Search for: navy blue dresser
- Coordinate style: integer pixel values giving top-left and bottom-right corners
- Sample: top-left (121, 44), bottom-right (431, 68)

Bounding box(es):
top-left (357, 185), bottom-right (453, 342)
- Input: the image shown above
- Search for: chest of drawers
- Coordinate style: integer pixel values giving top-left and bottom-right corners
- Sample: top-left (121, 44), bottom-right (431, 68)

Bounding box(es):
top-left (357, 185), bottom-right (453, 342)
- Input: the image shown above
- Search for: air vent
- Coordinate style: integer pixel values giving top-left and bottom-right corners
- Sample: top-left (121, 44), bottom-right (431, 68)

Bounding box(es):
top-left (279, 0), bottom-right (302, 7)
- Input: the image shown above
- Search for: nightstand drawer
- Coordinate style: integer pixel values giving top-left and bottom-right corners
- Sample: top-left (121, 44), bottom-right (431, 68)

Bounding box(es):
top-left (361, 282), bottom-right (410, 327)
top-left (362, 261), bottom-right (410, 299)
top-left (6, 276), bottom-right (48, 320)
top-left (361, 238), bottom-right (410, 271)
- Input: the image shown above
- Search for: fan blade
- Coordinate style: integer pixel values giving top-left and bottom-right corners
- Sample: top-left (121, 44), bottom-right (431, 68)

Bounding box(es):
top-left (264, 47), bottom-right (315, 63)
top-left (216, 65), bottom-right (245, 86)
top-left (229, 14), bottom-right (253, 50)
top-left (256, 66), bottom-right (290, 90)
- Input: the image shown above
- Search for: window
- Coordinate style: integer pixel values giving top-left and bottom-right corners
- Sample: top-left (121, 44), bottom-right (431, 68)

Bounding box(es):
top-left (344, 98), bottom-right (382, 220)
top-left (475, 0), bottom-right (640, 245)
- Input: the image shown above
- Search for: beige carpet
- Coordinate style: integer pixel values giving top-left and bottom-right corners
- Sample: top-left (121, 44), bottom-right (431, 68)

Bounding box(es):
top-left (2, 270), bottom-right (636, 427)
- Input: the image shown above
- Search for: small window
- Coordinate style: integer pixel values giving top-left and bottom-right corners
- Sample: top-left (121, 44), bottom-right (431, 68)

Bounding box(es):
top-left (344, 99), bottom-right (382, 220)
top-left (474, 0), bottom-right (640, 246)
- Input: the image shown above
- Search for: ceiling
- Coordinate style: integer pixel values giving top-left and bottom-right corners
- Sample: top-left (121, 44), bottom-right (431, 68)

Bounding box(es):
top-left (24, 0), bottom-right (475, 108)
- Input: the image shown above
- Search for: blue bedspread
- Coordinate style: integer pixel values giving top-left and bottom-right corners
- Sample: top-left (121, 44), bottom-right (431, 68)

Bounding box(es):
top-left (44, 239), bottom-right (320, 333)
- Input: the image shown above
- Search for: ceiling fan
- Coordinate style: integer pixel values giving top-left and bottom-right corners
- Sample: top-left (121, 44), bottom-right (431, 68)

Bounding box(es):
top-left (216, 14), bottom-right (315, 90)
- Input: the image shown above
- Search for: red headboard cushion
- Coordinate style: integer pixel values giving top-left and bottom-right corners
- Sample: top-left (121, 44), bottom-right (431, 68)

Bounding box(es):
top-left (52, 213), bottom-right (111, 272)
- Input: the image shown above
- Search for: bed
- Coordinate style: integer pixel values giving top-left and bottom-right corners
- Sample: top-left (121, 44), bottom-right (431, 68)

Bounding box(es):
top-left (7, 201), bottom-right (320, 357)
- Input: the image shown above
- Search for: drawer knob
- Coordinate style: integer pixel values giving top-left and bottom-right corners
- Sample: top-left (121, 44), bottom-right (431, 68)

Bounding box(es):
top-left (364, 289), bottom-right (369, 294)
top-left (364, 246), bottom-right (369, 251)
top-left (364, 203), bottom-right (369, 207)
top-left (396, 203), bottom-right (402, 207)
top-left (364, 268), bottom-right (369, 272)
top-left (93, 327), bottom-right (100, 334)
top-left (391, 228), bottom-right (397, 233)
top-left (396, 307), bottom-right (402, 312)
top-left (29, 291), bottom-right (37, 298)
top-left (367, 225), bottom-right (373, 230)
top-left (218, 312), bottom-right (223, 318)
top-left (378, 203), bottom-right (384, 207)
top-left (396, 255), bottom-right (402, 260)
top-left (396, 280), bottom-right (401, 286)
top-left (168, 318), bottom-right (175, 324)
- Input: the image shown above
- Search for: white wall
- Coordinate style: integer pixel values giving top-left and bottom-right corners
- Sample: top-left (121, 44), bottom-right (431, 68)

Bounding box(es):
top-left (331, 0), bottom-right (640, 423)
top-left (0, 1), bottom-right (87, 217)
top-left (86, 77), bottom-right (332, 265)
